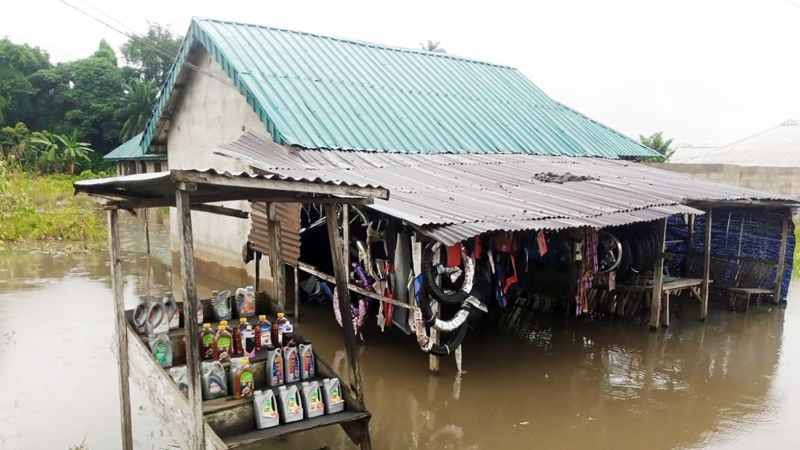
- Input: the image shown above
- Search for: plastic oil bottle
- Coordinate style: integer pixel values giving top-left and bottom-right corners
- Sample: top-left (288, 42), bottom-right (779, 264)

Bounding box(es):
top-left (150, 333), bottom-right (172, 368)
top-left (242, 323), bottom-right (256, 358)
top-left (322, 378), bottom-right (345, 414)
top-left (213, 324), bottom-right (233, 363)
top-left (266, 345), bottom-right (284, 387)
top-left (253, 389), bottom-right (280, 429)
top-left (233, 357), bottom-right (255, 399)
top-left (235, 286), bottom-right (256, 318)
top-left (271, 312), bottom-right (289, 347)
top-left (163, 293), bottom-right (180, 330)
top-left (199, 323), bottom-right (215, 360)
top-left (234, 317), bottom-right (248, 355)
top-left (202, 360), bottom-right (228, 400)
top-left (284, 343), bottom-right (301, 383)
top-left (300, 380), bottom-right (325, 419)
top-left (277, 384), bottom-right (304, 423)
top-left (299, 340), bottom-right (315, 380)
top-left (256, 315), bottom-right (271, 351)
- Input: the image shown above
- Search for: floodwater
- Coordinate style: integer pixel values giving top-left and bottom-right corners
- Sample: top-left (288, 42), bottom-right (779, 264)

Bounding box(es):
top-left (1, 216), bottom-right (798, 450)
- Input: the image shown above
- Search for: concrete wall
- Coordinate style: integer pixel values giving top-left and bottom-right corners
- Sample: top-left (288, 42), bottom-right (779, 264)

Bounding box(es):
top-left (166, 48), bottom-right (272, 287)
top-left (653, 163), bottom-right (800, 197)
top-left (115, 160), bottom-right (165, 176)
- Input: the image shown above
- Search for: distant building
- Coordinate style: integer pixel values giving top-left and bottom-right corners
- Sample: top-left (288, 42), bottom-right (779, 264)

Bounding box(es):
top-left (103, 132), bottom-right (166, 175)
top-left (660, 120), bottom-right (800, 196)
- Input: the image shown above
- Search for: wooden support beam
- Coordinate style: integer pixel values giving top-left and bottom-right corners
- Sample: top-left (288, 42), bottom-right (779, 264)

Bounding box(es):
top-left (429, 248), bottom-right (441, 373)
top-left (172, 169), bottom-right (389, 200)
top-left (266, 203), bottom-right (286, 310)
top-left (649, 218), bottom-right (668, 330)
top-left (175, 189), bottom-right (204, 449)
top-left (192, 203), bottom-right (249, 219)
top-left (255, 251), bottom-right (262, 292)
top-left (298, 262), bottom-right (414, 311)
top-left (684, 214), bottom-right (695, 274)
top-left (701, 208), bottom-right (713, 321)
top-left (103, 193), bottom-right (374, 210)
top-left (773, 213), bottom-right (790, 304)
top-left (108, 210), bottom-right (133, 450)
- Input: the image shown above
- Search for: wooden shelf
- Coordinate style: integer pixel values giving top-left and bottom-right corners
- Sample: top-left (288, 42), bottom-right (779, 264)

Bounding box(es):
top-left (220, 411), bottom-right (370, 448)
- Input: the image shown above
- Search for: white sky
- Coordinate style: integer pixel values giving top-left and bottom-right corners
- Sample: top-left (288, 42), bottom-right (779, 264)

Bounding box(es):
top-left (3, 0), bottom-right (800, 147)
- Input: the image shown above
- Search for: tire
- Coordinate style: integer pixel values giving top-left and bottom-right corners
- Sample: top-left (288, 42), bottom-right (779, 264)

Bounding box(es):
top-left (616, 235), bottom-right (632, 278)
top-left (427, 321), bottom-right (468, 356)
top-left (421, 243), bottom-right (470, 305)
top-left (630, 236), bottom-right (647, 273)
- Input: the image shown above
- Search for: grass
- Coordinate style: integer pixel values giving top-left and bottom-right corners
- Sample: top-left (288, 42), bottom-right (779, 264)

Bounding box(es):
top-left (0, 170), bottom-right (107, 243)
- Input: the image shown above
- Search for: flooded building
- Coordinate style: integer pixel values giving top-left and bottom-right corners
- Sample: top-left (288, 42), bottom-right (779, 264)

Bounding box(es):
top-left (134, 18), bottom-right (796, 355)
top-left (104, 132), bottom-right (166, 176)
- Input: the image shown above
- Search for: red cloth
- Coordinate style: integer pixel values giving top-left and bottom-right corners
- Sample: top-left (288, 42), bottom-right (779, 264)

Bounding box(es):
top-left (474, 236), bottom-right (483, 259)
top-left (537, 230), bottom-right (548, 257)
top-left (445, 242), bottom-right (462, 267)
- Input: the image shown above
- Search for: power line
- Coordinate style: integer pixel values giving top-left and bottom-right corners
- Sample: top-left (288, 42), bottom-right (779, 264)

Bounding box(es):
top-left (59, 0), bottom-right (239, 90)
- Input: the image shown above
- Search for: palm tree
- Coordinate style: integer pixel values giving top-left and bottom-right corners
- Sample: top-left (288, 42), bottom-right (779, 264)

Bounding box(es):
top-left (420, 40), bottom-right (446, 53)
top-left (29, 132), bottom-right (60, 173)
top-left (118, 79), bottom-right (157, 141)
top-left (55, 131), bottom-right (93, 175)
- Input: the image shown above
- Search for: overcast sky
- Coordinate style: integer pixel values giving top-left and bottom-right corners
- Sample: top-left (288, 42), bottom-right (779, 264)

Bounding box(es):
top-left (3, 0), bottom-right (799, 147)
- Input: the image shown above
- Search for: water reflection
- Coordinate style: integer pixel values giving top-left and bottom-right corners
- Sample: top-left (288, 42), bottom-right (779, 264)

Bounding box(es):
top-left (0, 215), bottom-right (796, 449)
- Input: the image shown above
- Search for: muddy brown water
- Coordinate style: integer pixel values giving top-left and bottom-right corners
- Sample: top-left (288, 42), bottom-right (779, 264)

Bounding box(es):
top-left (0, 216), bottom-right (798, 449)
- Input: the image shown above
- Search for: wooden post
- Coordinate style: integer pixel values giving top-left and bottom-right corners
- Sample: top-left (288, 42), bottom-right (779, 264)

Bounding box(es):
top-left (701, 209), bottom-right (713, 321)
top-left (773, 213), bottom-right (790, 304)
top-left (108, 209), bottom-right (133, 450)
top-left (294, 265), bottom-right (300, 322)
top-left (429, 248), bottom-right (441, 373)
top-left (685, 214), bottom-right (695, 274)
top-left (267, 203), bottom-right (286, 311)
top-left (649, 218), bottom-right (668, 330)
top-left (324, 203), bottom-right (371, 450)
top-left (175, 188), bottom-right (204, 450)
top-left (254, 251), bottom-right (261, 293)
top-left (144, 207), bottom-right (151, 255)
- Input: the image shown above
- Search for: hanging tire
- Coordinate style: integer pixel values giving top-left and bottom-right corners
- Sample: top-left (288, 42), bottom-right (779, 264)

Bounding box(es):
top-left (421, 242), bottom-right (472, 305)
top-left (616, 235), bottom-right (632, 278)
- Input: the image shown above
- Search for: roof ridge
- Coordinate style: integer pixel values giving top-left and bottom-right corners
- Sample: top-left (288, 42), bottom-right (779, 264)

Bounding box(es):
top-left (192, 17), bottom-right (518, 70)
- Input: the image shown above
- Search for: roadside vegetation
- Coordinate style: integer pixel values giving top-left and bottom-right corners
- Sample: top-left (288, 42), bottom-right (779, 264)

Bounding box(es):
top-left (0, 162), bottom-right (109, 243)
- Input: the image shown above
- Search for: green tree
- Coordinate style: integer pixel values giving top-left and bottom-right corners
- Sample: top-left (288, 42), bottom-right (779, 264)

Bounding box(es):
top-left (117, 78), bottom-right (156, 141)
top-left (121, 22), bottom-right (182, 86)
top-left (0, 39), bottom-right (52, 126)
top-left (55, 131), bottom-right (93, 175)
top-left (639, 131), bottom-right (673, 157)
top-left (420, 40), bottom-right (446, 53)
top-left (29, 131), bottom-right (59, 173)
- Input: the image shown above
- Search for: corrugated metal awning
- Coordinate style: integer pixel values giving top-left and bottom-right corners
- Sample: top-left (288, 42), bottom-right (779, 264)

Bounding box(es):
top-left (217, 132), bottom-right (799, 245)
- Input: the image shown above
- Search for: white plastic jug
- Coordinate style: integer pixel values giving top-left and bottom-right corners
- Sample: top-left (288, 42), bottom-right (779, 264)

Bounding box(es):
top-left (253, 389), bottom-right (280, 429)
top-left (322, 377), bottom-right (345, 414)
top-left (277, 385), bottom-right (304, 423)
top-left (300, 381), bottom-right (325, 419)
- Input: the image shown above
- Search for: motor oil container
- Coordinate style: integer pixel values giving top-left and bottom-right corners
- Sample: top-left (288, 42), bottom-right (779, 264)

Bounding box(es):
top-left (299, 341), bottom-right (315, 380)
top-left (256, 315), bottom-right (271, 351)
top-left (234, 317), bottom-right (248, 355)
top-left (300, 381), bottom-right (325, 419)
top-left (233, 358), bottom-right (255, 399)
top-left (242, 324), bottom-right (256, 358)
top-left (322, 378), bottom-right (345, 414)
top-left (284, 344), bottom-right (301, 383)
top-left (277, 385), bottom-right (304, 424)
top-left (266, 345), bottom-right (284, 387)
top-left (282, 322), bottom-right (295, 347)
top-left (220, 320), bottom-right (233, 335)
top-left (235, 286), bottom-right (256, 318)
top-left (163, 294), bottom-right (180, 330)
top-left (150, 333), bottom-right (172, 368)
top-left (271, 312), bottom-right (289, 347)
top-left (213, 324), bottom-right (233, 363)
top-left (133, 302), bottom-right (148, 334)
top-left (199, 323), bottom-right (215, 360)
top-left (253, 389), bottom-right (280, 429)
top-left (202, 361), bottom-right (228, 400)
top-left (169, 366), bottom-right (188, 396)
top-left (146, 300), bottom-right (168, 337)
top-left (212, 289), bottom-right (232, 321)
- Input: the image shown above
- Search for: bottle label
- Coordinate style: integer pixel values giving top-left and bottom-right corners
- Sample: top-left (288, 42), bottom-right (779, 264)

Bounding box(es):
top-left (262, 397), bottom-right (277, 418)
top-left (209, 380), bottom-right (222, 394)
top-left (202, 334), bottom-right (213, 346)
top-left (310, 389), bottom-right (323, 411)
top-left (331, 385), bottom-right (341, 402)
top-left (287, 393), bottom-right (301, 414)
top-left (239, 371), bottom-right (254, 397)
top-left (272, 355), bottom-right (284, 385)
top-left (259, 325), bottom-right (271, 347)
top-left (217, 336), bottom-right (231, 349)
top-left (153, 340), bottom-right (169, 366)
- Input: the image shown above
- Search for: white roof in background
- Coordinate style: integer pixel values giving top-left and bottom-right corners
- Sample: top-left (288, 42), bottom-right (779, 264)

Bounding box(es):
top-left (675, 119), bottom-right (800, 167)
top-left (668, 146), bottom-right (717, 163)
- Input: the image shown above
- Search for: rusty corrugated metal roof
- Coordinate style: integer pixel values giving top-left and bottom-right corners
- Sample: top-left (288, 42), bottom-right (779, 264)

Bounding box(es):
top-left (250, 202), bottom-right (301, 266)
top-left (216, 132), bottom-right (798, 244)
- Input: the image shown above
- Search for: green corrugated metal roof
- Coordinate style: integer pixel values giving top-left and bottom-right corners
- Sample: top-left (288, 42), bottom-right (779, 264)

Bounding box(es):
top-left (142, 18), bottom-right (658, 158)
top-left (105, 133), bottom-right (166, 161)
